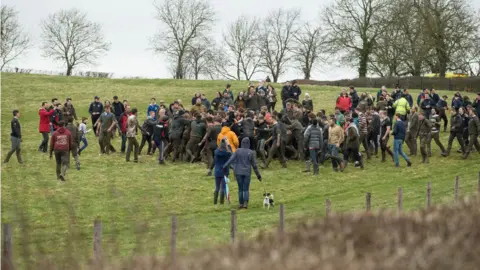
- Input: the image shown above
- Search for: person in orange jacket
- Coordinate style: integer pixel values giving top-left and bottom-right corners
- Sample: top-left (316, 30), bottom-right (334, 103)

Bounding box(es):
top-left (217, 122), bottom-right (239, 152)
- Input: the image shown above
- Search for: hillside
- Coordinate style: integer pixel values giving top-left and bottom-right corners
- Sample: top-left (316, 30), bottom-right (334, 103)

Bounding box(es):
top-left (1, 73), bottom-right (479, 268)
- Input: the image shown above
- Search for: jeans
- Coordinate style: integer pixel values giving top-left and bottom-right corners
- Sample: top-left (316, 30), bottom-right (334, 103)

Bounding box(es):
top-left (121, 133), bottom-right (127, 152)
top-left (393, 139), bottom-right (409, 166)
top-left (79, 137), bottom-right (88, 153)
top-left (327, 144), bottom-right (342, 168)
top-left (236, 174), bottom-right (251, 205)
top-left (309, 149), bottom-right (319, 166)
top-left (153, 138), bottom-right (166, 162)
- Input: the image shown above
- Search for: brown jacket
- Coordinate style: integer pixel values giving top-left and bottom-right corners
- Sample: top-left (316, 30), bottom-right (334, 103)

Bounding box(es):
top-left (328, 125), bottom-right (345, 145)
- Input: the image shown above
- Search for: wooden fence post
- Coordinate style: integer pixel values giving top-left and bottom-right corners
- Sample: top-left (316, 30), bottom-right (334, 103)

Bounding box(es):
top-left (398, 187), bottom-right (403, 212)
top-left (427, 182), bottom-right (431, 208)
top-left (93, 219), bottom-right (102, 264)
top-left (478, 172), bottom-right (480, 194)
top-left (279, 204), bottom-right (285, 238)
top-left (365, 192), bottom-right (371, 211)
top-left (2, 224), bottom-right (13, 270)
top-left (171, 216), bottom-right (177, 263)
top-left (230, 210), bottom-right (237, 243)
top-left (325, 199), bottom-right (331, 217)
top-left (454, 176), bottom-right (459, 202)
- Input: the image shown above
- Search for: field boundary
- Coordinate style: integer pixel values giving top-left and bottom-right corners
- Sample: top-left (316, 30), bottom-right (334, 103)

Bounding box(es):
top-left (2, 173), bottom-right (479, 268)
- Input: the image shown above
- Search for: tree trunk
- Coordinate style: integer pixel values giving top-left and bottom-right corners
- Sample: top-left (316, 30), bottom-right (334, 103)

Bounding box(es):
top-left (412, 61), bottom-right (422, 76)
top-left (303, 67), bottom-right (311, 80)
top-left (272, 73), bottom-right (279, 83)
top-left (175, 53), bottom-right (184, 79)
top-left (358, 50), bottom-right (369, 78)
top-left (66, 65), bottom-right (73, 76)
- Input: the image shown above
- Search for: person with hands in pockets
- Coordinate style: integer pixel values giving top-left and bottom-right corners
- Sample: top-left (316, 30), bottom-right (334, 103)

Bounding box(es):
top-left (223, 137), bottom-right (262, 210)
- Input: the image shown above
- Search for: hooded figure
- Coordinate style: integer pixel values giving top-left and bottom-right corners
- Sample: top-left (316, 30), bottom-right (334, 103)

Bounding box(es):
top-left (213, 140), bottom-right (232, 205)
top-left (223, 137), bottom-right (262, 209)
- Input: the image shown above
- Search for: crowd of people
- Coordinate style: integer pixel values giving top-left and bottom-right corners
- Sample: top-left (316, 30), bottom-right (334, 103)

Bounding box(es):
top-left (4, 80), bottom-right (480, 209)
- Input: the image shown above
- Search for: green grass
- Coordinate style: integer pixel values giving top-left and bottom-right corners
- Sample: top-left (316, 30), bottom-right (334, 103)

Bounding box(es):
top-left (1, 73), bottom-right (479, 266)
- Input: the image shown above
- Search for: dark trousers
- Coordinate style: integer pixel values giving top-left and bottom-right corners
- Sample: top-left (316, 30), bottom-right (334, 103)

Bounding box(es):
top-left (139, 134), bottom-right (152, 154)
top-left (170, 137), bottom-right (182, 161)
top-left (71, 143), bottom-right (79, 166)
top-left (367, 132), bottom-right (379, 155)
top-left (439, 109), bottom-right (448, 131)
top-left (39, 132), bottom-right (49, 152)
top-left (268, 102), bottom-right (276, 113)
top-left (419, 134), bottom-right (430, 158)
top-left (54, 150), bottom-right (69, 178)
top-left (327, 144), bottom-right (343, 169)
top-left (427, 132), bottom-right (446, 155)
top-left (236, 174), bottom-right (251, 205)
top-left (215, 177), bottom-right (226, 193)
top-left (380, 136), bottom-right (394, 161)
top-left (405, 130), bottom-right (418, 155)
top-left (186, 136), bottom-right (202, 161)
top-left (91, 115), bottom-right (100, 134)
top-left (206, 148), bottom-right (215, 170)
top-left (99, 131), bottom-right (114, 154)
top-left (343, 147), bottom-right (362, 165)
top-left (265, 140), bottom-right (286, 167)
top-left (153, 138), bottom-right (167, 162)
top-left (120, 133), bottom-right (127, 153)
top-left (359, 133), bottom-right (372, 158)
top-left (465, 134), bottom-right (480, 155)
top-left (4, 136), bottom-right (22, 163)
top-left (126, 137), bottom-right (139, 161)
top-left (447, 132), bottom-right (465, 154)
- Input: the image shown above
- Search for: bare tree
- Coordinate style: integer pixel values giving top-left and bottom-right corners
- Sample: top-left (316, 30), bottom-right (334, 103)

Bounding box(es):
top-left (0, 5), bottom-right (30, 71)
top-left (185, 37), bottom-right (214, 80)
top-left (151, 0), bottom-right (215, 79)
top-left (414, 0), bottom-right (480, 77)
top-left (223, 16), bottom-right (262, 81)
top-left (258, 8), bottom-right (300, 83)
top-left (293, 23), bottom-right (327, 80)
top-left (323, 0), bottom-right (389, 78)
top-left (40, 9), bottom-right (110, 76)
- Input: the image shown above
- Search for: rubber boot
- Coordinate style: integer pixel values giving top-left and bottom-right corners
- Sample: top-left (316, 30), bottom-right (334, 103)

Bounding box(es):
top-left (359, 157), bottom-right (364, 169)
top-left (381, 151), bottom-right (386, 162)
top-left (219, 192), bottom-right (225, 204)
top-left (303, 161), bottom-right (311, 173)
top-left (213, 191), bottom-right (219, 205)
top-left (313, 164), bottom-right (319, 175)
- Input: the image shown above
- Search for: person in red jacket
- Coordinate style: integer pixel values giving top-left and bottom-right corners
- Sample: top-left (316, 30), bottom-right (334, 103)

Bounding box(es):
top-left (50, 120), bottom-right (72, 181)
top-left (119, 105), bottom-right (132, 153)
top-left (39, 102), bottom-right (55, 153)
top-left (336, 90), bottom-right (352, 113)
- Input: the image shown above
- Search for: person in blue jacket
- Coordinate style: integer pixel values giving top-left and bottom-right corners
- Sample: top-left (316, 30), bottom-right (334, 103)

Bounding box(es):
top-left (213, 139), bottom-right (231, 205)
top-left (223, 137), bottom-right (262, 209)
top-left (147, 98), bottom-right (160, 120)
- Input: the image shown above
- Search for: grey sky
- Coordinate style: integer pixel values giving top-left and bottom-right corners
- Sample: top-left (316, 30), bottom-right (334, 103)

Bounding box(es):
top-left (5, 0), bottom-right (480, 80)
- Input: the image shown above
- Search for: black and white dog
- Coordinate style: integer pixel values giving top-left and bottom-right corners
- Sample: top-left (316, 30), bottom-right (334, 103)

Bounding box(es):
top-left (263, 193), bottom-right (274, 209)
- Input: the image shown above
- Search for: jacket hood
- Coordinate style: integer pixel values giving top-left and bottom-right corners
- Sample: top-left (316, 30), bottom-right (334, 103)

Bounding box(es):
top-left (240, 137), bottom-right (250, 149)
top-left (221, 126), bottom-right (230, 133)
top-left (56, 127), bottom-right (66, 133)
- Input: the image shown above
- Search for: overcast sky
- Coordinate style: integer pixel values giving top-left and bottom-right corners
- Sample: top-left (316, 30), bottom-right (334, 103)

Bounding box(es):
top-left (5, 0), bottom-right (480, 81)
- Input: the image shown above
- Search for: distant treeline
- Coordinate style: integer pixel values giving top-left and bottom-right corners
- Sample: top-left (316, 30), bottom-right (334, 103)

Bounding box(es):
top-left (3, 67), bottom-right (114, 78)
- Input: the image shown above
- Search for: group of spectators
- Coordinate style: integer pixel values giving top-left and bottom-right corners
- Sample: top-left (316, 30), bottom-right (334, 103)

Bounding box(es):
top-left (4, 80), bottom-right (480, 209)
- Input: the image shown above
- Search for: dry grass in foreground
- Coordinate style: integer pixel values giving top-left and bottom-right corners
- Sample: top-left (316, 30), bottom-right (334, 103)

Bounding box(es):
top-left (70, 196), bottom-right (480, 270)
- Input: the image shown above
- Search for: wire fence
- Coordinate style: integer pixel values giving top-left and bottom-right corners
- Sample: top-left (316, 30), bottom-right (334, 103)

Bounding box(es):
top-left (2, 173), bottom-right (480, 269)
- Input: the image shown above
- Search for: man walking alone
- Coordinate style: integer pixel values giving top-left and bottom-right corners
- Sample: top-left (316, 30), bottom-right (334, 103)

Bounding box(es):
top-left (50, 121), bottom-right (72, 181)
top-left (4, 109), bottom-right (23, 164)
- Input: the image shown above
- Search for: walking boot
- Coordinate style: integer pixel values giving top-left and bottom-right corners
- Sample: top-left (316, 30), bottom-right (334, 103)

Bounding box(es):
top-left (219, 192), bottom-right (225, 204)
top-left (303, 161), bottom-right (311, 173)
top-left (206, 169), bottom-right (212, 176)
top-left (359, 158), bottom-right (364, 169)
top-left (442, 145), bottom-right (452, 157)
top-left (407, 160), bottom-right (412, 167)
top-left (243, 201), bottom-right (248, 209)
top-left (213, 191), bottom-right (219, 205)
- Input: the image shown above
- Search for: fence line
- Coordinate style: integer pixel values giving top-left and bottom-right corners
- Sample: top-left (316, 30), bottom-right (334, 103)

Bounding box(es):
top-left (2, 174), bottom-right (480, 266)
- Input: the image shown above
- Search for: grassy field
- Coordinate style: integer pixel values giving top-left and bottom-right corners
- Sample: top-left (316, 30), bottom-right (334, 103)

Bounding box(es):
top-left (1, 73), bottom-right (479, 266)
